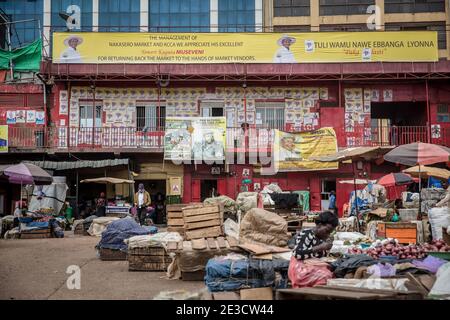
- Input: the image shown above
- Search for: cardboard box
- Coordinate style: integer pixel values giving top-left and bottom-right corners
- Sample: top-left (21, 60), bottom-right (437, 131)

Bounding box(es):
top-left (240, 287), bottom-right (273, 300)
top-left (212, 292), bottom-right (240, 300)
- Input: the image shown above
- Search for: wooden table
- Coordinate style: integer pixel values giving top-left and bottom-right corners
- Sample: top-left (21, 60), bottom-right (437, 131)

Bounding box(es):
top-left (276, 286), bottom-right (422, 300)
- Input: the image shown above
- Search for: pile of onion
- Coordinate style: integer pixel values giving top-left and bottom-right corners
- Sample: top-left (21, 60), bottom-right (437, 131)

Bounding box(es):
top-left (348, 239), bottom-right (450, 260)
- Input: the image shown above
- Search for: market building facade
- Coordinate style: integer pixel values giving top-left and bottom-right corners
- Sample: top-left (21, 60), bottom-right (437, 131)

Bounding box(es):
top-left (1, 0), bottom-right (450, 217)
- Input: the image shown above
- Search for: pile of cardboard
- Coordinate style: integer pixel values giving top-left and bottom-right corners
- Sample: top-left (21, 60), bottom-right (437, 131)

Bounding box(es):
top-left (167, 204), bottom-right (186, 236)
top-left (167, 236), bottom-right (239, 280)
top-left (182, 204), bottom-right (224, 240)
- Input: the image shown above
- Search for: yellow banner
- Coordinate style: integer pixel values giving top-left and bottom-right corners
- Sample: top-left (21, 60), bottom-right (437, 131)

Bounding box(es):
top-left (53, 31), bottom-right (438, 64)
top-left (0, 125), bottom-right (8, 153)
top-left (274, 127), bottom-right (338, 172)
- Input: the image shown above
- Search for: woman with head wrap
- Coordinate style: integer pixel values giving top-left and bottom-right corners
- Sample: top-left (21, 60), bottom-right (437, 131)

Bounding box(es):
top-left (134, 183), bottom-right (151, 225)
top-left (288, 211), bottom-right (339, 288)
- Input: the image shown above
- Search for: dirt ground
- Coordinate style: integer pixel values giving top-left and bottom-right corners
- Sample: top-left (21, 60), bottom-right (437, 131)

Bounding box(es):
top-left (0, 232), bottom-right (205, 300)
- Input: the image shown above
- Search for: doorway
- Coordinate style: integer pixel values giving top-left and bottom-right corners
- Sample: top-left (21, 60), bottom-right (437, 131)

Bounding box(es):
top-left (201, 180), bottom-right (217, 201)
top-left (135, 179), bottom-right (167, 224)
top-left (321, 179), bottom-right (336, 211)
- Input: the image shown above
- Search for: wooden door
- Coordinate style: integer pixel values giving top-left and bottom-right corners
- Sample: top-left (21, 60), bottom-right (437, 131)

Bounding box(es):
top-left (192, 179), bottom-right (201, 203)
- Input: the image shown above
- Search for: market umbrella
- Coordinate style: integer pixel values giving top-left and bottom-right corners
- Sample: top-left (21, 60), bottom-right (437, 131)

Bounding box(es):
top-left (2, 163), bottom-right (53, 209)
top-left (3, 163), bottom-right (53, 185)
top-left (376, 173), bottom-right (417, 187)
top-left (384, 142), bottom-right (450, 219)
top-left (403, 165), bottom-right (450, 181)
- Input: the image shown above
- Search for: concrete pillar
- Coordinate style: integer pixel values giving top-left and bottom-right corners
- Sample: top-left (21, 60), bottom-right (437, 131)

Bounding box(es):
top-left (210, 0), bottom-right (218, 32)
top-left (141, 0), bottom-right (149, 32)
top-left (310, 0), bottom-right (319, 31)
top-left (92, 0), bottom-right (98, 31)
top-left (43, 0), bottom-right (51, 57)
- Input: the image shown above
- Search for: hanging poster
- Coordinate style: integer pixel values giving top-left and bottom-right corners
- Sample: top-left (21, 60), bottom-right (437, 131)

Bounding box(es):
top-left (270, 127), bottom-right (338, 172)
top-left (164, 117), bottom-right (226, 163)
top-left (35, 111), bottom-right (45, 125)
top-left (6, 111), bottom-right (16, 124)
top-left (383, 89), bottom-right (393, 102)
top-left (26, 110), bottom-right (36, 123)
top-left (16, 110), bottom-right (26, 123)
top-left (59, 90), bottom-right (68, 115)
top-left (169, 177), bottom-right (182, 196)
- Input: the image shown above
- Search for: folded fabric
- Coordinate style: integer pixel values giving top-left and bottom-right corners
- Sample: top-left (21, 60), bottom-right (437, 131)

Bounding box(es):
top-left (26, 221), bottom-right (49, 229)
top-left (367, 263), bottom-right (396, 277)
top-left (412, 255), bottom-right (448, 274)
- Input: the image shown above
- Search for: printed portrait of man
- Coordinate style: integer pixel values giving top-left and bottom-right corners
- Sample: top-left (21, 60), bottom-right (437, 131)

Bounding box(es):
top-left (279, 134), bottom-right (302, 161)
top-left (273, 34), bottom-right (297, 63)
top-left (60, 35), bottom-right (83, 63)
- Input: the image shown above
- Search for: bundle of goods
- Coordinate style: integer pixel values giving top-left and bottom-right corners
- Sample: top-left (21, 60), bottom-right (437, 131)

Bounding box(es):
top-left (420, 188), bottom-right (447, 214)
top-left (87, 216), bottom-right (119, 236)
top-left (235, 192), bottom-right (258, 214)
top-left (239, 208), bottom-right (289, 247)
top-left (428, 207), bottom-right (450, 240)
top-left (166, 236), bottom-right (239, 281)
top-left (182, 204), bottom-right (224, 240)
top-left (18, 217), bottom-right (52, 239)
top-left (349, 239), bottom-right (450, 260)
top-left (269, 193), bottom-right (299, 210)
top-left (260, 184), bottom-right (283, 206)
top-left (204, 253), bottom-right (290, 292)
top-left (125, 232), bottom-right (183, 271)
top-left (0, 215), bottom-right (14, 238)
top-left (81, 215), bottom-right (98, 234)
top-left (73, 219), bottom-right (89, 235)
top-left (336, 217), bottom-right (358, 232)
top-left (402, 192), bottom-right (420, 209)
top-left (96, 217), bottom-right (157, 261)
top-left (167, 204), bottom-right (186, 236)
top-left (204, 196), bottom-right (237, 216)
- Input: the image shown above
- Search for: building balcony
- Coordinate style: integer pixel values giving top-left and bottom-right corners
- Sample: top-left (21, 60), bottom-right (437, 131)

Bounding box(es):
top-left (5, 125), bottom-right (449, 153)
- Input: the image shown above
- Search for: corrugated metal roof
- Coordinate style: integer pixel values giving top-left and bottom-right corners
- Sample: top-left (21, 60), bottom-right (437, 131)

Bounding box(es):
top-left (24, 159), bottom-right (129, 170)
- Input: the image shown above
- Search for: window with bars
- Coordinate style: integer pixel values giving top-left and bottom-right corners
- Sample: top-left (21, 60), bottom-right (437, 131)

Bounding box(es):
top-left (136, 104), bottom-right (165, 131)
top-left (200, 101), bottom-right (224, 117)
top-left (218, 0), bottom-right (255, 32)
top-left (319, 0), bottom-right (374, 16)
top-left (385, 0), bottom-right (445, 14)
top-left (149, 0), bottom-right (210, 32)
top-left (274, 0), bottom-right (310, 17)
top-left (99, 0), bottom-right (140, 32)
top-left (320, 24), bottom-right (369, 32)
top-left (255, 101), bottom-right (285, 130)
top-left (385, 22), bottom-right (446, 49)
top-left (437, 104), bottom-right (450, 123)
top-left (79, 104), bottom-right (102, 128)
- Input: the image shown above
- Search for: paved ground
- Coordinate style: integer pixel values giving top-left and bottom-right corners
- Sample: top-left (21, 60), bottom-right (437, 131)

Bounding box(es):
top-left (0, 232), bottom-right (205, 300)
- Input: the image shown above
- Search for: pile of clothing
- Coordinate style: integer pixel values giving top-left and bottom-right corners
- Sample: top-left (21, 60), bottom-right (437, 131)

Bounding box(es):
top-left (204, 253), bottom-right (289, 292)
top-left (96, 217), bottom-right (157, 252)
top-left (330, 254), bottom-right (448, 279)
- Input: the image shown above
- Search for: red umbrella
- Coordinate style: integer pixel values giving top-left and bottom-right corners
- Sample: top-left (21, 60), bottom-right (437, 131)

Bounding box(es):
top-left (384, 142), bottom-right (450, 166)
top-left (377, 173), bottom-right (418, 187)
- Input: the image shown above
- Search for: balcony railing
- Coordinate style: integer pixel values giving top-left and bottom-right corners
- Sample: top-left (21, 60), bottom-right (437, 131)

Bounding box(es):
top-left (6, 125), bottom-right (449, 151)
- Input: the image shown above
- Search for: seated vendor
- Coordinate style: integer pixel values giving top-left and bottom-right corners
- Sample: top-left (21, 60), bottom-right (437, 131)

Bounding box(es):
top-left (293, 210), bottom-right (339, 260)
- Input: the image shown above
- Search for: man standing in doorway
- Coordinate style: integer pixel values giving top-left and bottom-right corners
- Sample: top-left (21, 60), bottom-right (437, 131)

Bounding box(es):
top-left (329, 190), bottom-right (337, 215)
top-left (134, 183), bottom-right (151, 225)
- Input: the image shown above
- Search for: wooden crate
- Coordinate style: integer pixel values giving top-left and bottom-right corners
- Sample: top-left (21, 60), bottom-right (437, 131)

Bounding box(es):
top-left (20, 228), bottom-right (51, 239)
top-left (182, 204), bottom-right (223, 240)
top-left (99, 248), bottom-right (128, 261)
top-left (128, 246), bottom-right (171, 271)
top-left (377, 222), bottom-right (417, 244)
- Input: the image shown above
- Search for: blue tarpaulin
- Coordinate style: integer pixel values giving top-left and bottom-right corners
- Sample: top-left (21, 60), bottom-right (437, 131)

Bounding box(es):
top-left (97, 217), bottom-right (157, 251)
